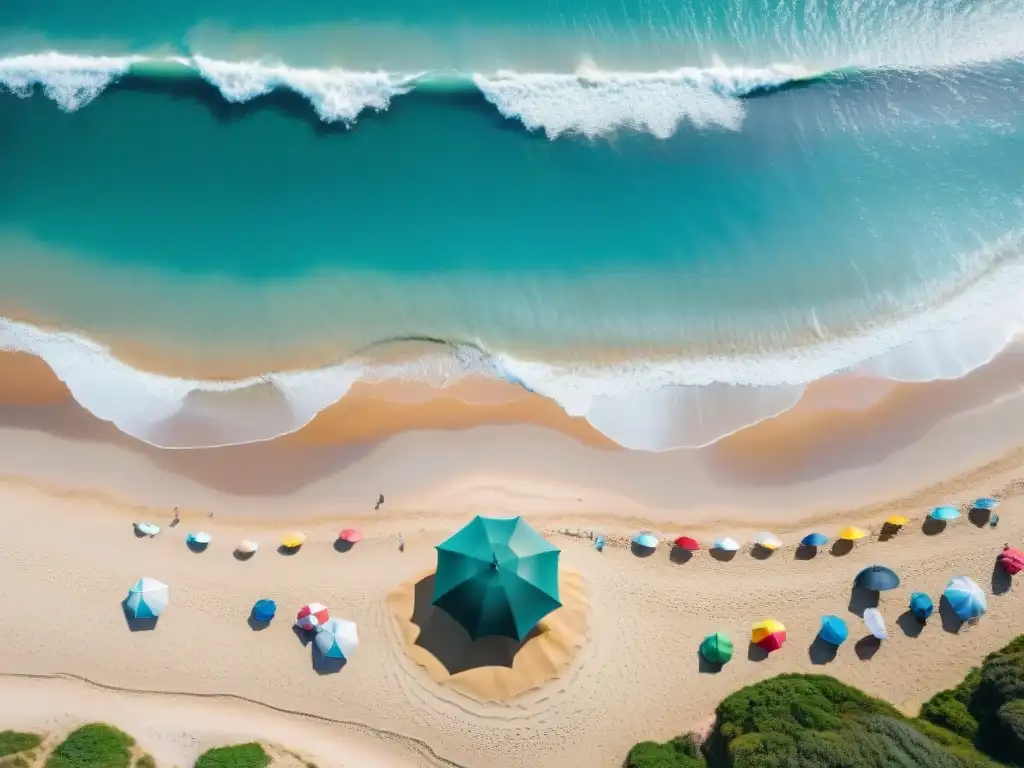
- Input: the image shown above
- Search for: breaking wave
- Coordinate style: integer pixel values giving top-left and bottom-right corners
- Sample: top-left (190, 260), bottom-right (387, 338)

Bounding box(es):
top-left (3, 236), bottom-right (1024, 452)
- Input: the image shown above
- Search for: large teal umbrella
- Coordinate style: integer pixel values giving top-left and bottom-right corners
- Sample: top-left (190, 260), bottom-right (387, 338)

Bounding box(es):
top-left (854, 565), bottom-right (900, 591)
top-left (433, 516), bottom-right (561, 641)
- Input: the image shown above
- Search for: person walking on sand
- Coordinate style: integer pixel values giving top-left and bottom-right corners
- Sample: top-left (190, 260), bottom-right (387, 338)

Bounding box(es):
top-left (171, 507), bottom-right (180, 527)
top-left (398, 533), bottom-right (404, 552)
top-left (375, 493), bottom-right (384, 511)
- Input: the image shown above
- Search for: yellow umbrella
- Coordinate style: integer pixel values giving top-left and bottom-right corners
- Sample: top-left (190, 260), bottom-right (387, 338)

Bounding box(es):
top-left (751, 619), bottom-right (787, 651)
top-left (886, 515), bottom-right (908, 527)
top-left (838, 526), bottom-right (868, 541)
top-left (280, 532), bottom-right (306, 548)
top-left (755, 532), bottom-right (782, 550)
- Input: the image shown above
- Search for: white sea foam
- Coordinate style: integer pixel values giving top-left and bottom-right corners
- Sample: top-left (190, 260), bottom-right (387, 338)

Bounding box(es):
top-left (472, 59), bottom-right (808, 138)
top-left (0, 52), bottom-right (143, 111)
top-left (4, 240), bottom-right (1024, 452)
top-left (188, 56), bottom-right (419, 123)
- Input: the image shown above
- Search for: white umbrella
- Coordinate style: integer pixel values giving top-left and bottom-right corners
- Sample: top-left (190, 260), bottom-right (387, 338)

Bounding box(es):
top-left (712, 537), bottom-right (740, 552)
top-left (236, 539), bottom-right (259, 554)
top-left (863, 607), bottom-right (888, 639)
top-left (125, 577), bottom-right (169, 619)
top-left (315, 618), bottom-right (359, 660)
top-left (134, 522), bottom-right (160, 536)
top-left (186, 531), bottom-right (211, 545)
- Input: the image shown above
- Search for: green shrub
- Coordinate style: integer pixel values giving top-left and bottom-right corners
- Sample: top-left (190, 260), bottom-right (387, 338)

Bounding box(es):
top-left (626, 733), bottom-right (705, 767)
top-left (45, 724), bottom-right (134, 768)
top-left (135, 755), bottom-right (157, 768)
top-left (0, 732), bottom-right (41, 758)
top-left (193, 743), bottom-right (269, 768)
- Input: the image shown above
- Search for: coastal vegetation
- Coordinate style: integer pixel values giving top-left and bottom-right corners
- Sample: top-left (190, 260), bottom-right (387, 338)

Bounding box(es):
top-left (193, 743), bottom-right (270, 768)
top-left (45, 723), bottom-right (134, 768)
top-left (627, 635), bottom-right (1024, 767)
top-left (0, 732), bottom-right (41, 758)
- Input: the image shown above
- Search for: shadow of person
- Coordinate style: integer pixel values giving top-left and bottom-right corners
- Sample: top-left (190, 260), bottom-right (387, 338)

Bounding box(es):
top-left (698, 650), bottom-right (723, 674)
top-left (334, 539), bottom-right (354, 553)
top-left (991, 561), bottom-right (1012, 596)
top-left (747, 642), bottom-right (769, 662)
top-left (968, 507), bottom-right (991, 528)
top-left (830, 539), bottom-right (854, 557)
top-left (922, 517), bottom-right (947, 536)
top-left (669, 548), bottom-right (693, 565)
top-left (848, 587), bottom-right (879, 617)
top-left (808, 636), bottom-right (838, 665)
top-left (410, 574), bottom-right (539, 676)
top-left (121, 600), bottom-right (158, 632)
top-left (897, 610), bottom-right (925, 638)
top-left (750, 545), bottom-right (774, 560)
top-left (794, 545), bottom-right (818, 561)
top-left (710, 549), bottom-right (737, 562)
top-left (939, 595), bottom-right (964, 634)
top-left (630, 542), bottom-right (656, 558)
top-left (854, 635), bottom-right (881, 660)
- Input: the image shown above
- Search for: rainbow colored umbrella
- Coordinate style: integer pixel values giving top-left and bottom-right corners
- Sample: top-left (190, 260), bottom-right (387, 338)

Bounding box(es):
top-left (998, 546), bottom-right (1024, 576)
top-left (751, 619), bottom-right (786, 652)
top-left (674, 536), bottom-right (700, 551)
top-left (930, 506), bottom-right (961, 521)
top-left (974, 498), bottom-right (1000, 510)
top-left (632, 532), bottom-right (659, 550)
top-left (700, 632), bottom-right (733, 664)
top-left (801, 533), bottom-right (828, 547)
top-left (819, 615), bottom-right (848, 645)
top-left (944, 577), bottom-right (987, 621)
top-left (910, 592), bottom-right (933, 620)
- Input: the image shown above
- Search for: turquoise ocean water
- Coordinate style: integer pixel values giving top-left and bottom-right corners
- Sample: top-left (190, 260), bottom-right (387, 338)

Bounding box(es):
top-left (1, 1), bottom-right (1023, 450)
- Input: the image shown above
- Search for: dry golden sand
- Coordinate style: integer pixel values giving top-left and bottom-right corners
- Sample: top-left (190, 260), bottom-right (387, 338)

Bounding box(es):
top-left (387, 570), bottom-right (588, 702)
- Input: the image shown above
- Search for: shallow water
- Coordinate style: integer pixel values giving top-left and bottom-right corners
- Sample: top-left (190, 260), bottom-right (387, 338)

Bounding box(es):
top-left (1, 1), bottom-right (1023, 452)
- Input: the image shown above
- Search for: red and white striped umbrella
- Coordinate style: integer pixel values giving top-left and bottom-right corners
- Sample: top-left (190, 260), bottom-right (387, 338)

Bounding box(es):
top-left (295, 602), bottom-right (330, 630)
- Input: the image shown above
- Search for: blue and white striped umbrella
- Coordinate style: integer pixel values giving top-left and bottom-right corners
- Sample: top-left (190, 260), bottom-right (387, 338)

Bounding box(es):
top-left (944, 576), bottom-right (987, 621)
top-left (315, 618), bottom-right (359, 660)
top-left (631, 531), bottom-right (659, 549)
top-left (974, 498), bottom-right (1000, 510)
top-left (186, 531), bottom-right (211, 545)
top-left (712, 537), bottom-right (740, 552)
top-left (125, 577), bottom-right (169, 619)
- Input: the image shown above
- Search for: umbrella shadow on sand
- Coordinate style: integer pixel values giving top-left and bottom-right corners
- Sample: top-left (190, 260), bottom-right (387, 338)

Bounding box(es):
top-left (939, 595), bottom-right (965, 634)
top-left (630, 542), bottom-right (657, 558)
top-left (698, 650), bottom-right (723, 674)
top-left (710, 549), bottom-right (737, 562)
top-left (808, 636), bottom-right (838, 665)
top-left (830, 539), bottom-right (854, 557)
top-left (121, 599), bottom-right (158, 632)
top-left (334, 539), bottom-right (355, 553)
top-left (794, 545), bottom-right (818, 561)
top-left (897, 611), bottom-right (925, 639)
top-left (968, 507), bottom-right (991, 528)
top-left (992, 560), bottom-right (1013, 596)
top-left (747, 643), bottom-right (770, 662)
top-left (847, 587), bottom-right (880, 618)
top-left (854, 635), bottom-right (881, 661)
top-left (669, 548), bottom-right (693, 565)
top-left (922, 518), bottom-right (948, 536)
top-left (410, 574), bottom-right (539, 676)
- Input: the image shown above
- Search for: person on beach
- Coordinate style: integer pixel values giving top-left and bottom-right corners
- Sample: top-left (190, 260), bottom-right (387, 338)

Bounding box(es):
top-left (171, 507), bottom-right (180, 527)
top-left (376, 493), bottom-right (384, 510)
top-left (398, 533), bottom-right (404, 552)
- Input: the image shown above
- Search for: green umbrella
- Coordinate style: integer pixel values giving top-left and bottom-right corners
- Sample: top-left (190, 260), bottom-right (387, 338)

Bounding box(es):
top-left (700, 632), bottom-right (734, 664)
top-left (433, 516), bottom-right (561, 641)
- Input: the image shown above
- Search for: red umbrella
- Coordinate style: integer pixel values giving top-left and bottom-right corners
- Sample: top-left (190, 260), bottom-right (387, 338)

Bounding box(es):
top-left (998, 546), bottom-right (1024, 575)
top-left (674, 536), bottom-right (701, 551)
top-left (339, 528), bottom-right (364, 543)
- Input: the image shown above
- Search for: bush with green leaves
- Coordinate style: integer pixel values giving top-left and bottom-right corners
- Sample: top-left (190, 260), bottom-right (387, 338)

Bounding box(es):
top-left (626, 733), bottom-right (705, 767)
top-left (0, 731), bottom-right (41, 758)
top-left (44, 723), bottom-right (134, 768)
top-left (193, 742), bottom-right (269, 768)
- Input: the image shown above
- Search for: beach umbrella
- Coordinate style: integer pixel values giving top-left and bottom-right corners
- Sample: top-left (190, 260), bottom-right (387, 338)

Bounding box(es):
top-left (712, 537), bottom-right (740, 552)
top-left (930, 506), bottom-right (961, 522)
top-left (751, 619), bottom-right (786, 652)
top-left (674, 536), bottom-right (701, 551)
top-left (755, 532), bottom-right (782, 551)
top-left (314, 617), bottom-right (359, 660)
top-left (134, 522), bottom-right (160, 537)
top-left (997, 546), bottom-right (1024, 576)
top-left (854, 565), bottom-right (900, 591)
top-left (974, 498), bottom-right (1000, 510)
top-left (631, 531), bottom-right (659, 550)
top-left (280, 532), bottom-right (306, 549)
top-left (125, 577), bottom-right (169, 619)
top-left (944, 577), bottom-right (987, 621)
top-left (910, 592), bottom-right (934, 620)
top-left (295, 602), bottom-right (330, 631)
top-left (801, 533), bottom-right (828, 547)
top-left (700, 632), bottom-right (733, 664)
top-left (338, 528), bottom-right (364, 543)
top-left (433, 516), bottom-right (561, 641)
top-left (251, 599), bottom-right (276, 623)
top-left (838, 526), bottom-right (868, 541)
top-left (886, 515), bottom-right (909, 527)
top-left (863, 608), bottom-right (888, 639)
top-left (236, 539), bottom-right (259, 554)
top-left (819, 615), bottom-right (849, 645)
top-left (186, 531), bottom-right (211, 546)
